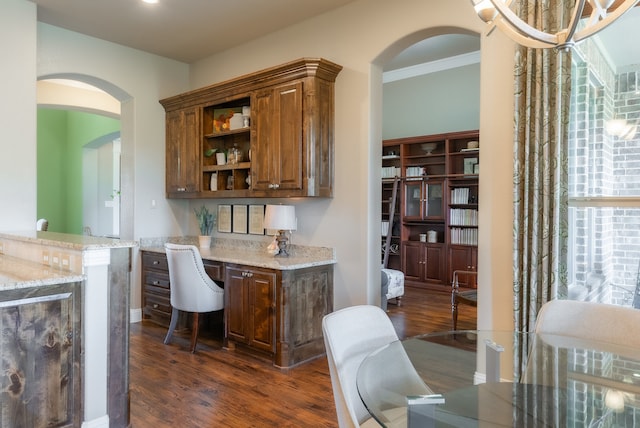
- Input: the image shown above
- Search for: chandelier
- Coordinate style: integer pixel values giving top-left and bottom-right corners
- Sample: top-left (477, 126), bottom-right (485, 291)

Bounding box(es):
top-left (471, 0), bottom-right (640, 50)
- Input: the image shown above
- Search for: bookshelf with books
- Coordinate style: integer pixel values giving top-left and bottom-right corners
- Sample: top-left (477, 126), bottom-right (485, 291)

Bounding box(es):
top-left (382, 130), bottom-right (479, 291)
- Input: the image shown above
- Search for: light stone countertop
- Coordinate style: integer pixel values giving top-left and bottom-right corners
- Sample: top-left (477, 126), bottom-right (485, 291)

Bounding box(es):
top-left (0, 254), bottom-right (84, 290)
top-left (141, 237), bottom-right (336, 271)
top-left (0, 231), bottom-right (137, 250)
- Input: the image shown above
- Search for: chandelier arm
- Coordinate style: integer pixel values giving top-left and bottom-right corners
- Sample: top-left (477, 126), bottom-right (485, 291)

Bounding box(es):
top-left (492, 18), bottom-right (558, 48)
top-left (564, 0), bottom-right (588, 43)
top-left (574, 0), bottom-right (640, 42)
top-left (489, 0), bottom-right (558, 45)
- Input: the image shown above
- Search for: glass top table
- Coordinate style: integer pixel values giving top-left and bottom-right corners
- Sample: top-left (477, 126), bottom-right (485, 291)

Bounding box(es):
top-left (356, 330), bottom-right (640, 428)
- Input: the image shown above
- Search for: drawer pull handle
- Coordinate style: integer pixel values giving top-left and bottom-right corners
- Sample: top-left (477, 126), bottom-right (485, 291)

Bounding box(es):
top-left (153, 304), bottom-right (159, 309)
top-left (153, 281), bottom-right (160, 285)
top-left (153, 260), bottom-right (160, 265)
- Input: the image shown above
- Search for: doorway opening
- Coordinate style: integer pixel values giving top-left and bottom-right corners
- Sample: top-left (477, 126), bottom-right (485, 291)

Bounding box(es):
top-left (37, 76), bottom-right (127, 236)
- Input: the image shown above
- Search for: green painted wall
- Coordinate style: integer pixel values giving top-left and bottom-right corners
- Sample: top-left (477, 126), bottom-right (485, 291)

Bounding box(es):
top-left (37, 109), bottom-right (120, 234)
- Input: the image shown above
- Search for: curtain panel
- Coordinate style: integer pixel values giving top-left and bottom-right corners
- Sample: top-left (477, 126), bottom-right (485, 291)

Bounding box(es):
top-left (512, 0), bottom-right (572, 340)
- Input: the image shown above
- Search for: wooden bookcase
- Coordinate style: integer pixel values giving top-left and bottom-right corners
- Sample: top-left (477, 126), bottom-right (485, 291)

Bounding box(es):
top-left (382, 130), bottom-right (479, 292)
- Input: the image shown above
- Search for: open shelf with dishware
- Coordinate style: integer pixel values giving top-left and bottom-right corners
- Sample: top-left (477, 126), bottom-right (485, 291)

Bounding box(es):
top-left (382, 130), bottom-right (479, 291)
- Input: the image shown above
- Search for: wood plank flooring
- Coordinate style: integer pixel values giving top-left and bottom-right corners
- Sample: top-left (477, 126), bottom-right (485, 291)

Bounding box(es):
top-left (129, 287), bottom-right (476, 427)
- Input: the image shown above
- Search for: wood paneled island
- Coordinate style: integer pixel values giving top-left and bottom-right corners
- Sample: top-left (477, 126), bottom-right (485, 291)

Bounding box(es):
top-left (0, 231), bottom-right (136, 428)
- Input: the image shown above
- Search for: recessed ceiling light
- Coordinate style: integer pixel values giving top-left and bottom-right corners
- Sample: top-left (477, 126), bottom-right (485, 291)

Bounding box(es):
top-left (142, 0), bottom-right (158, 4)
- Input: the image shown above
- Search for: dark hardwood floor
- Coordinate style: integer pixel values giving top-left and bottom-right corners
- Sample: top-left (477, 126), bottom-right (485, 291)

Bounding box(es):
top-left (129, 287), bottom-right (477, 427)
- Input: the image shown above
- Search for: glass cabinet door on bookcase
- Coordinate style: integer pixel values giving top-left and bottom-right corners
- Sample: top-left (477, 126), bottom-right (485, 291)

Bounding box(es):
top-left (404, 179), bottom-right (444, 221)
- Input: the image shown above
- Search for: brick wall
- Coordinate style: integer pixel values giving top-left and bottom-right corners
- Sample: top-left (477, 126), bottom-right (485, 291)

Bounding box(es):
top-left (570, 44), bottom-right (640, 306)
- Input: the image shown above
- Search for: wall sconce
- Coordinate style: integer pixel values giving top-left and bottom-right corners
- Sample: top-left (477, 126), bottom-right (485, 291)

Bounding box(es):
top-left (471, 0), bottom-right (639, 50)
top-left (263, 204), bottom-right (297, 257)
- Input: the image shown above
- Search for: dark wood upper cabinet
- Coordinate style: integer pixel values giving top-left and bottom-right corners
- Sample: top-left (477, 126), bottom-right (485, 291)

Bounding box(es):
top-left (160, 58), bottom-right (342, 198)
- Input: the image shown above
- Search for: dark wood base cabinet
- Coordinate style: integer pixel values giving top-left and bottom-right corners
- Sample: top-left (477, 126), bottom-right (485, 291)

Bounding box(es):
top-left (141, 250), bottom-right (333, 368)
top-left (224, 263), bottom-right (333, 368)
top-left (0, 282), bottom-right (82, 428)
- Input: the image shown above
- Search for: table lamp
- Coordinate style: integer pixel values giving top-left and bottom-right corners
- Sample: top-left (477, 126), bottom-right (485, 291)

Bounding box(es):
top-left (263, 204), bottom-right (296, 257)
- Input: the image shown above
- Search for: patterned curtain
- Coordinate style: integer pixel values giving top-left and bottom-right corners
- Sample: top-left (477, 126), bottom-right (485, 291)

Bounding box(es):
top-left (512, 0), bottom-right (572, 336)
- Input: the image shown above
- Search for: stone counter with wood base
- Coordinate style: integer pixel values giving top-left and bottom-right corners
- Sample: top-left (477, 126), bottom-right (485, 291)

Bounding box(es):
top-left (0, 231), bottom-right (136, 428)
top-left (140, 237), bottom-right (334, 369)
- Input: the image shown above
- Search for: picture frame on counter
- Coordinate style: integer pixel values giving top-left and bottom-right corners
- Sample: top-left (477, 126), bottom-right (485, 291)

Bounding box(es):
top-left (232, 205), bottom-right (248, 234)
top-left (217, 205), bottom-right (232, 233)
top-left (248, 205), bottom-right (266, 235)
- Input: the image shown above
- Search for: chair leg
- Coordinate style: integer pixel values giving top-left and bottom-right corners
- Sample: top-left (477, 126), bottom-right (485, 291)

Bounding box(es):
top-left (190, 312), bottom-right (200, 353)
top-left (164, 307), bottom-right (179, 345)
top-left (452, 302), bottom-right (459, 331)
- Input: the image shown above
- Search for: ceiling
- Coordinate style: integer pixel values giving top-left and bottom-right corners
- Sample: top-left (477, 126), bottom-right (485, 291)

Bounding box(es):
top-left (30, 0), bottom-right (640, 72)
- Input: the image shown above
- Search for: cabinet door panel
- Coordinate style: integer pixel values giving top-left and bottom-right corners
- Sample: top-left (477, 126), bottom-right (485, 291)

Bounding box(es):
top-left (252, 89), bottom-right (275, 190)
top-left (166, 108), bottom-right (199, 194)
top-left (401, 242), bottom-right (423, 282)
top-left (275, 82), bottom-right (303, 190)
top-left (253, 83), bottom-right (304, 193)
top-left (424, 245), bottom-right (445, 283)
top-left (0, 284), bottom-right (81, 428)
top-left (248, 271), bottom-right (276, 352)
top-left (225, 269), bottom-right (247, 342)
top-left (448, 245), bottom-right (477, 286)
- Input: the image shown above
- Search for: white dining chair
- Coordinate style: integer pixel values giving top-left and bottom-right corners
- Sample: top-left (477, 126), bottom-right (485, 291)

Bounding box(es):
top-left (534, 299), bottom-right (640, 356)
top-left (322, 305), bottom-right (431, 428)
top-left (36, 218), bottom-right (48, 231)
top-left (164, 243), bottom-right (224, 353)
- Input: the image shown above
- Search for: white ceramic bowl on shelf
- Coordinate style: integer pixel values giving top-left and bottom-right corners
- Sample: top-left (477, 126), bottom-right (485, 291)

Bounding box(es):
top-left (421, 143), bottom-right (437, 154)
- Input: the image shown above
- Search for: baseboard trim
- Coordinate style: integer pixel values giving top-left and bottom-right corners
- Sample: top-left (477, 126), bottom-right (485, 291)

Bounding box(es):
top-left (130, 308), bottom-right (142, 323)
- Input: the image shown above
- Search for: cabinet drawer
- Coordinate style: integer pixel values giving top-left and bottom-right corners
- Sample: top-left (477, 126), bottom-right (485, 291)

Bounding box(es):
top-left (203, 259), bottom-right (224, 282)
top-left (144, 270), bottom-right (170, 289)
top-left (143, 292), bottom-right (172, 317)
top-left (142, 252), bottom-right (168, 271)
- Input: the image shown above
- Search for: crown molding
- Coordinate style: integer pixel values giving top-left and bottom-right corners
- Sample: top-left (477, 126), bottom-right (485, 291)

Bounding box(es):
top-left (383, 50), bottom-right (481, 84)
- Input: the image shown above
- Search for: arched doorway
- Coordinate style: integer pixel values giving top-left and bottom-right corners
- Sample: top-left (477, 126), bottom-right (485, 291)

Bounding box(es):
top-left (36, 74), bottom-right (133, 238)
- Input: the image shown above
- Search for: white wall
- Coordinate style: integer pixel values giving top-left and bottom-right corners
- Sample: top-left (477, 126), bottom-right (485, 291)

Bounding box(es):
top-left (383, 63), bottom-right (481, 139)
top-left (0, 0), bottom-right (36, 230)
top-left (2, 0), bottom-right (516, 330)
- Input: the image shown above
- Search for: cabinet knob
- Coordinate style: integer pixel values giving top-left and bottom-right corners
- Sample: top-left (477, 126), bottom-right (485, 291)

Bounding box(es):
top-left (153, 304), bottom-right (159, 309)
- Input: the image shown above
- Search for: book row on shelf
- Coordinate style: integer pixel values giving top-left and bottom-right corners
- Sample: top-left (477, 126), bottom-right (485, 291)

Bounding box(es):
top-left (405, 166), bottom-right (424, 177)
top-left (450, 227), bottom-right (478, 245)
top-left (382, 166), bottom-right (401, 179)
top-left (450, 187), bottom-right (472, 204)
top-left (449, 208), bottom-right (478, 226)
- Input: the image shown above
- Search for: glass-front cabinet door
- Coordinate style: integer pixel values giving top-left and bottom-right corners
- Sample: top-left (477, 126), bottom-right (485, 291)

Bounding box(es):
top-left (404, 179), bottom-right (444, 220)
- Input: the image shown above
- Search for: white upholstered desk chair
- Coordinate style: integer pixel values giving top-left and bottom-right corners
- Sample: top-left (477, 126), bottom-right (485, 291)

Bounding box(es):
top-left (164, 243), bottom-right (224, 353)
top-left (323, 305), bottom-right (431, 427)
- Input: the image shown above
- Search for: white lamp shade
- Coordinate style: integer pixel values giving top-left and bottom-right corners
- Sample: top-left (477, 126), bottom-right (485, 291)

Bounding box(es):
top-left (263, 205), bottom-right (297, 231)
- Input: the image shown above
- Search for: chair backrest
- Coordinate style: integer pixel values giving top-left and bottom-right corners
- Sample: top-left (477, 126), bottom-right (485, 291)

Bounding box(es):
top-left (534, 299), bottom-right (640, 352)
top-left (36, 218), bottom-right (48, 231)
top-left (164, 243), bottom-right (224, 313)
top-left (322, 305), bottom-right (399, 428)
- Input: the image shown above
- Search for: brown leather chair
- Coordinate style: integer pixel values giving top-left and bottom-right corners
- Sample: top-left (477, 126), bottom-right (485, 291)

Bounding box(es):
top-left (451, 270), bottom-right (477, 330)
